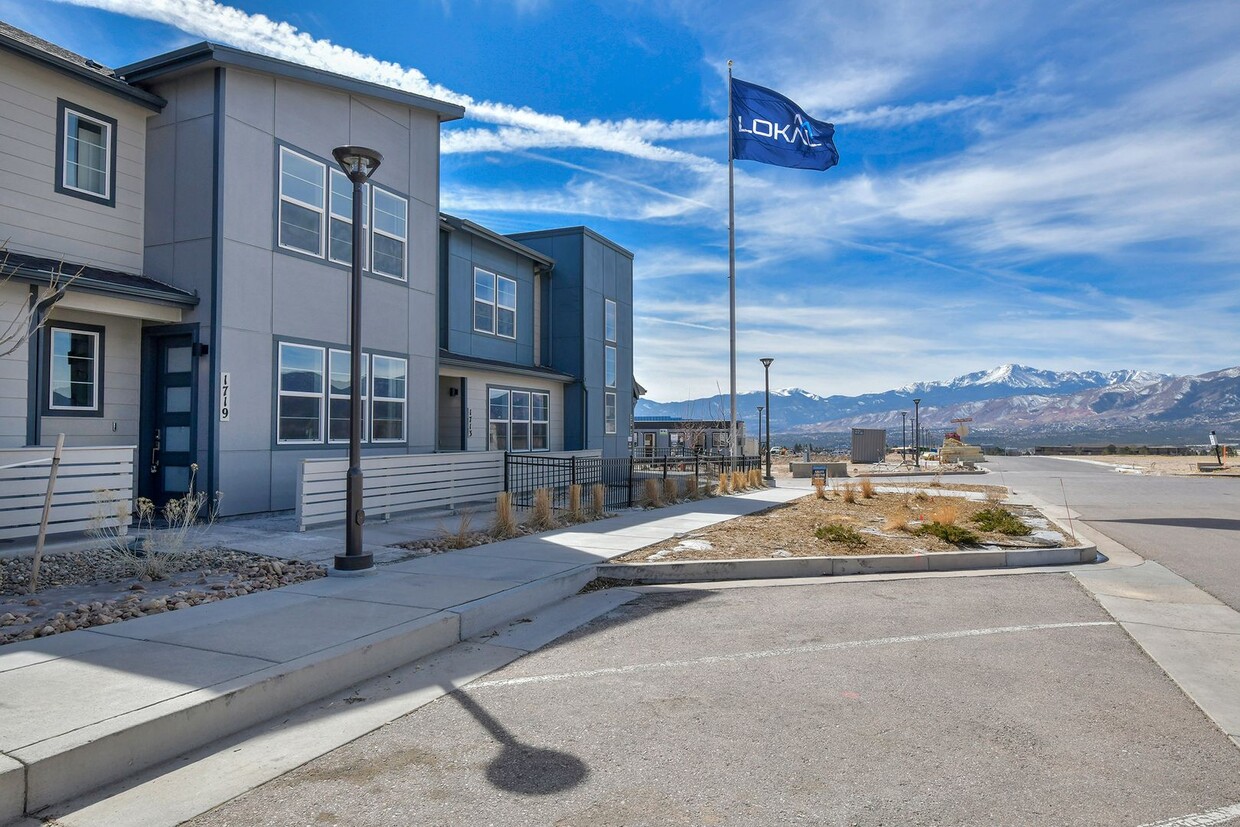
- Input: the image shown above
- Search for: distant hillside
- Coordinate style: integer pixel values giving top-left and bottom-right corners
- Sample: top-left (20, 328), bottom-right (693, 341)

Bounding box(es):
top-left (635, 364), bottom-right (1240, 440)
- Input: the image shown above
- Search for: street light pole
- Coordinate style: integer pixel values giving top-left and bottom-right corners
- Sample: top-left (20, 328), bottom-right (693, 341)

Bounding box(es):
top-left (900, 412), bottom-right (907, 463)
top-left (332, 145), bottom-right (382, 573)
top-left (759, 358), bottom-right (774, 481)
top-left (756, 404), bottom-right (764, 465)
top-left (912, 398), bottom-right (921, 469)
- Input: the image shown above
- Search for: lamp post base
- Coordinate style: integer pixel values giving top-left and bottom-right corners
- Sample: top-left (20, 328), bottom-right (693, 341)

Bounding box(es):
top-left (332, 552), bottom-right (375, 574)
top-left (763, 475), bottom-right (776, 485)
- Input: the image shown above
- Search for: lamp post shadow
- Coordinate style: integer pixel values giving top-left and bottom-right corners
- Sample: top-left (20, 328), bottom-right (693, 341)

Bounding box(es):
top-left (448, 688), bottom-right (590, 796)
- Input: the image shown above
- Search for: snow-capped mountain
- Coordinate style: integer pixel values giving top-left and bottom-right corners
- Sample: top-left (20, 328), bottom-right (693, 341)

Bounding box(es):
top-left (634, 364), bottom-right (1240, 436)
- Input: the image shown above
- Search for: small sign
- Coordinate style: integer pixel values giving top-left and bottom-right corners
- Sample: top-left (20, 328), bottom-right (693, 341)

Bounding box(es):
top-left (1209, 432), bottom-right (1218, 447)
top-left (811, 465), bottom-right (827, 484)
top-left (467, 408), bottom-right (474, 438)
top-left (220, 372), bottom-right (231, 421)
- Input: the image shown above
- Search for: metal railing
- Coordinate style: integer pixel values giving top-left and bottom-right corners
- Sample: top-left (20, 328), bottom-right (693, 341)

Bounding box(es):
top-left (505, 453), bottom-right (761, 511)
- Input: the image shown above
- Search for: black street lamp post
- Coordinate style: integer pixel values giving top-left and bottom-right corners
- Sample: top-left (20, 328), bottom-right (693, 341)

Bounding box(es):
top-left (912, 398), bottom-right (921, 468)
top-left (759, 357), bottom-right (774, 481)
top-left (332, 145), bottom-right (382, 573)
top-left (900, 411), bottom-right (907, 463)
top-left (756, 405), bottom-right (764, 464)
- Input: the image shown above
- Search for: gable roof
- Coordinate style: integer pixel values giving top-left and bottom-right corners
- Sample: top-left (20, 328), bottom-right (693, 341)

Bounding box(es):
top-left (0, 21), bottom-right (165, 110)
top-left (3, 252), bottom-right (199, 307)
top-left (116, 42), bottom-right (465, 122)
top-left (440, 213), bottom-right (556, 268)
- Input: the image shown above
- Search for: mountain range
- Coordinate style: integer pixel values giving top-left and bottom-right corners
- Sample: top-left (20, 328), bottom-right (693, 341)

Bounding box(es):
top-left (634, 364), bottom-right (1240, 440)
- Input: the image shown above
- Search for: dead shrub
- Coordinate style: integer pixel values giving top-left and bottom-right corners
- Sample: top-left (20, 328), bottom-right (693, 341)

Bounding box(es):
top-left (663, 477), bottom-right (680, 504)
top-left (813, 479), bottom-right (826, 499)
top-left (749, 469), bottom-right (763, 488)
top-left (718, 472), bottom-right (731, 495)
top-left (491, 492), bottom-right (518, 538)
top-left (591, 484), bottom-right (606, 517)
top-left (927, 501), bottom-right (960, 526)
top-left (984, 488), bottom-right (1006, 504)
top-left (438, 509), bottom-right (476, 549)
top-left (883, 511), bottom-right (912, 533)
top-left (859, 477), bottom-right (876, 499)
top-left (567, 484), bottom-right (584, 522)
top-left (841, 483), bottom-right (857, 504)
top-left (527, 488), bottom-right (557, 531)
top-left (732, 471), bottom-right (747, 492)
top-left (912, 490), bottom-right (931, 502)
top-left (643, 478), bottom-right (662, 508)
top-left (685, 475), bottom-right (701, 500)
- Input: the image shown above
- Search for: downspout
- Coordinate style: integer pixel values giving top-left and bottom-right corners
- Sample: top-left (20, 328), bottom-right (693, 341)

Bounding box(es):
top-left (25, 284), bottom-right (67, 446)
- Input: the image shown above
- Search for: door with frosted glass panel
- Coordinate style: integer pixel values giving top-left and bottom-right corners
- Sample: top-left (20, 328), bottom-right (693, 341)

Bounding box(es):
top-left (141, 333), bottom-right (197, 507)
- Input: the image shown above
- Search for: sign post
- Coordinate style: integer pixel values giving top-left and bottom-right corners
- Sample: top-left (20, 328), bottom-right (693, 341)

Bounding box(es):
top-left (1210, 431), bottom-right (1222, 465)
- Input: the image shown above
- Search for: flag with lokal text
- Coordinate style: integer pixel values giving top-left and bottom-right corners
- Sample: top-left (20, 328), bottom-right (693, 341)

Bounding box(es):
top-left (731, 77), bottom-right (839, 171)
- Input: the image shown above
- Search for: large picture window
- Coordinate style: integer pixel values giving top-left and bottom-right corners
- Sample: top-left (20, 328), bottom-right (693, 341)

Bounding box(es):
top-left (278, 342), bottom-right (406, 446)
top-left (277, 342), bottom-right (324, 443)
top-left (56, 101), bottom-right (116, 206)
top-left (473, 268), bottom-right (517, 338)
top-left (279, 148), bottom-right (326, 256)
top-left (488, 387), bottom-right (549, 452)
top-left (46, 324), bottom-right (102, 414)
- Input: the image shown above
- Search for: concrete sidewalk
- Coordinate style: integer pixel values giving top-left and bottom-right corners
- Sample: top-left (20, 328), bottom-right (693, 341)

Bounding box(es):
top-left (0, 487), bottom-right (804, 824)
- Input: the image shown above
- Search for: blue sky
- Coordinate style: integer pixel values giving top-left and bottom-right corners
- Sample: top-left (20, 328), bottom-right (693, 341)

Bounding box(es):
top-left (4, 0), bottom-right (1238, 401)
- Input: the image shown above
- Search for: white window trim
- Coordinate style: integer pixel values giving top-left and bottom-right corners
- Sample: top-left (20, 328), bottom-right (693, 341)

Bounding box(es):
top-left (278, 147), bottom-right (326, 257)
top-left (327, 170), bottom-right (369, 269)
top-left (370, 187), bottom-right (408, 281)
top-left (605, 299), bottom-right (617, 343)
top-left (276, 342), bottom-right (325, 445)
top-left (473, 268), bottom-right (496, 335)
top-left (604, 391), bottom-right (617, 435)
top-left (496, 274), bottom-right (517, 340)
top-left (60, 107), bottom-right (112, 200)
top-left (327, 349), bottom-right (369, 444)
top-left (47, 327), bottom-right (100, 412)
top-left (370, 354), bottom-right (408, 443)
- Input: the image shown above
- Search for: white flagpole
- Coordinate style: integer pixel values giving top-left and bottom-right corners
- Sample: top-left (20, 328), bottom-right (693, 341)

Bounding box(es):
top-left (727, 61), bottom-right (737, 468)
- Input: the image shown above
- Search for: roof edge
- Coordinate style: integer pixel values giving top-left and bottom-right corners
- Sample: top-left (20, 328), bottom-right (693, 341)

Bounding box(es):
top-left (117, 42), bottom-right (465, 122)
top-left (440, 213), bottom-right (556, 268)
top-left (509, 225), bottom-right (634, 259)
top-left (0, 33), bottom-right (165, 111)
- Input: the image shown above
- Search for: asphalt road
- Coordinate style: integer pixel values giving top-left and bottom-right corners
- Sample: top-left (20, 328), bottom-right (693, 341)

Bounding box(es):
top-left (190, 575), bottom-right (1240, 826)
top-left (987, 456), bottom-right (1240, 610)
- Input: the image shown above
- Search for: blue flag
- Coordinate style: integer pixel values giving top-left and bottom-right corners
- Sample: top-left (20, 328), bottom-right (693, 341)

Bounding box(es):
top-left (731, 77), bottom-right (838, 171)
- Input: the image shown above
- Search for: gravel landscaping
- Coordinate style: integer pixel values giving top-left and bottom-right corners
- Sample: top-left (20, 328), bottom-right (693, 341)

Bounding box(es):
top-left (614, 484), bottom-right (1073, 563)
top-left (0, 548), bottom-right (324, 646)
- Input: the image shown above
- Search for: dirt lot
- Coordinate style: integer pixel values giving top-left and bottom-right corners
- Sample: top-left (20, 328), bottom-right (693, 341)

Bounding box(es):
top-left (615, 484), bottom-right (1069, 563)
top-left (1058, 454), bottom-right (1239, 476)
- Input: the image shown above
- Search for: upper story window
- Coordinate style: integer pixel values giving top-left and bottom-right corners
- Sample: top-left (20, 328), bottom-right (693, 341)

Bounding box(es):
top-left (328, 170), bottom-right (368, 268)
top-left (473, 268), bottom-right (517, 339)
top-left (605, 299), bottom-right (617, 342)
top-left (279, 148), bottom-right (326, 256)
top-left (371, 189), bottom-right (407, 279)
top-left (56, 101), bottom-right (116, 207)
top-left (278, 146), bottom-right (408, 281)
top-left (45, 323), bottom-right (104, 415)
top-left (605, 345), bottom-right (617, 388)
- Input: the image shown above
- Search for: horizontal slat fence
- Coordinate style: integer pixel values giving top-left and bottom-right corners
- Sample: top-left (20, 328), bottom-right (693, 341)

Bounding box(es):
top-left (296, 450), bottom-right (600, 531)
top-left (0, 446), bottom-right (135, 542)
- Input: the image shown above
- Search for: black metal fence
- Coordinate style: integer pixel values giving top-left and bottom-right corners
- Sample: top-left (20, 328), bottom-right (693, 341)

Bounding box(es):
top-left (504, 453), bottom-right (761, 512)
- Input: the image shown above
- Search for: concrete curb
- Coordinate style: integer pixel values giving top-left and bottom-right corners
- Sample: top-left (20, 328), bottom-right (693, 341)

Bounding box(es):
top-left (596, 543), bottom-right (1097, 584)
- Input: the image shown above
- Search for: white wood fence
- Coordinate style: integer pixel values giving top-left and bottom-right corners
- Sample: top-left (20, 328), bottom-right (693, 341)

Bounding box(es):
top-left (0, 445), bottom-right (135, 542)
top-left (294, 450), bottom-right (601, 531)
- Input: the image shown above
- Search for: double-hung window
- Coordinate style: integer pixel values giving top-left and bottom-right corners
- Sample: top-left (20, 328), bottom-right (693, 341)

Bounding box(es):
top-left (473, 269), bottom-right (517, 338)
top-left (46, 324), bottom-right (102, 414)
top-left (56, 101), bottom-right (115, 206)
top-left (328, 349), bottom-right (367, 442)
top-left (371, 355), bottom-right (407, 441)
top-left (279, 148), bottom-right (326, 256)
top-left (277, 343), bottom-right (324, 443)
top-left (328, 170), bottom-right (368, 268)
top-left (488, 387), bottom-right (550, 451)
top-left (371, 188), bottom-right (407, 280)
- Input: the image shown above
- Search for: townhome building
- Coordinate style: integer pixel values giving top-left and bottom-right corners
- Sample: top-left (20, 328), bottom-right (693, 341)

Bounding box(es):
top-left (0, 22), bottom-right (637, 533)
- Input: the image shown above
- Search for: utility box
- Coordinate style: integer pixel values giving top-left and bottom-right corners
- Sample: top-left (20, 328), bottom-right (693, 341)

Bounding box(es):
top-left (851, 428), bottom-right (887, 464)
